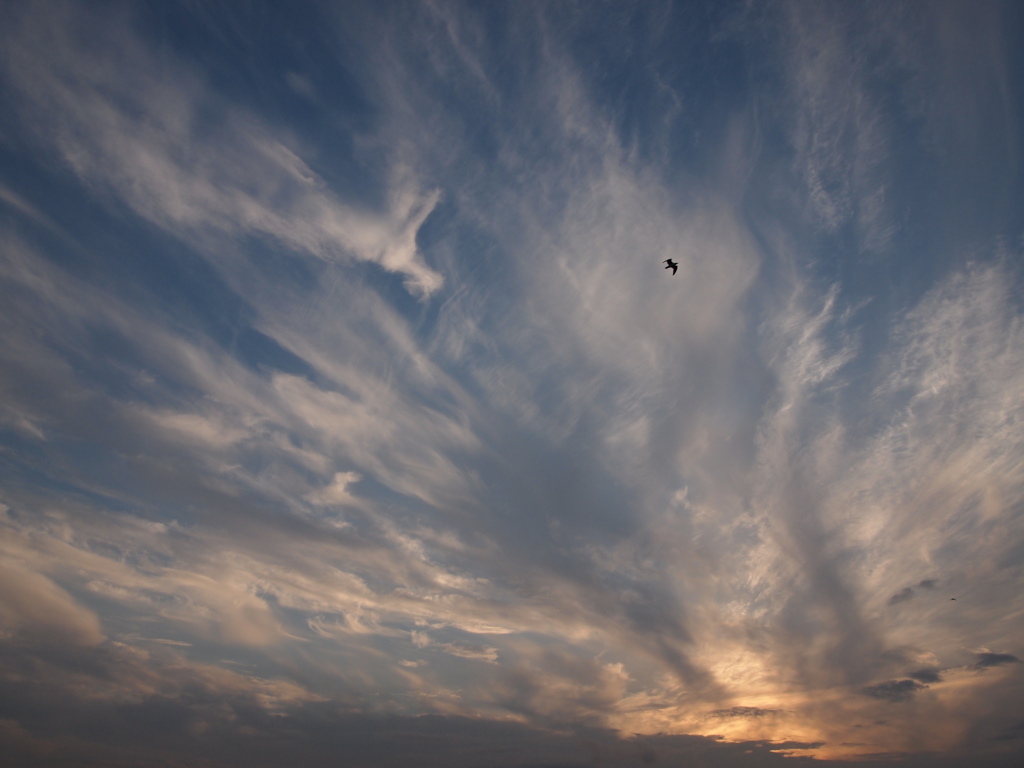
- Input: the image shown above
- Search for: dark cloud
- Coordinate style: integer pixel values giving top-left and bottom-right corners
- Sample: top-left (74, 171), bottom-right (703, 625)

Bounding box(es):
top-left (762, 740), bottom-right (826, 752)
top-left (843, 752), bottom-right (1024, 768)
top-left (885, 580), bottom-right (940, 606)
top-left (888, 587), bottom-right (916, 605)
top-left (709, 706), bottom-right (781, 719)
top-left (993, 720), bottom-right (1024, 742)
top-left (908, 668), bottom-right (943, 684)
top-left (862, 679), bottom-right (926, 702)
top-left (0, 634), bottom-right (837, 768)
top-left (973, 653), bottom-right (1021, 670)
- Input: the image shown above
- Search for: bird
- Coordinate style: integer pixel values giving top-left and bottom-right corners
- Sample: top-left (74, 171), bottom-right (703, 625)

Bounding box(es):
top-left (663, 258), bottom-right (678, 275)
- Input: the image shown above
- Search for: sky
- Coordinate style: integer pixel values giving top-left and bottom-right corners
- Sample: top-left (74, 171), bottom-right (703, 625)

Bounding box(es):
top-left (1, 1), bottom-right (1023, 766)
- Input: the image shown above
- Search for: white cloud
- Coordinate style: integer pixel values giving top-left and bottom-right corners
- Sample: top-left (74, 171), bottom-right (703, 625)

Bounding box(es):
top-left (768, 2), bottom-right (897, 251)
top-left (305, 471), bottom-right (362, 507)
top-left (0, 559), bottom-right (104, 645)
top-left (138, 408), bottom-right (249, 449)
top-left (2, 0), bottom-right (443, 298)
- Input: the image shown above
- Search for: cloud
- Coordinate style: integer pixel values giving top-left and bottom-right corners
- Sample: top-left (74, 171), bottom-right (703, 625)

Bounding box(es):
top-left (885, 580), bottom-right (939, 605)
top-left (993, 720), bottom-right (1024, 742)
top-left (709, 706), bottom-right (782, 719)
top-left (908, 668), bottom-right (943, 684)
top-left (1, 0), bottom-right (443, 298)
top-left (1, 2), bottom-right (1024, 765)
top-left (306, 471), bottom-right (362, 508)
top-left (0, 635), bottom-right (840, 768)
top-left (862, 679), bottom-right (927, 703)
top-left (0, 182), bottom-right (61, 234)
top-left (434, 642), bottom-right (499, 664)
top-left (972, 653), bottom-right (1021, 670)
top-left (738, 1), bottom-right (896, 253)
top-left (888, 587), bottom-right (916, 605)
top-left (0, 559), bottom-right (104, 645)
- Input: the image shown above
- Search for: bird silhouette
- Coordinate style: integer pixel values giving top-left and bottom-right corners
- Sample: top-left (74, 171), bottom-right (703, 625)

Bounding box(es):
top-left (663, 259), bottom-right (678, 275)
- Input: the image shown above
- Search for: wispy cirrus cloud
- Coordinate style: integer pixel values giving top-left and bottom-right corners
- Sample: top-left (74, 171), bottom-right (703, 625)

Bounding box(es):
top-left (0, 553), bottom-right (104, 646)
top-left (2, 0), bottom-right (443, 298)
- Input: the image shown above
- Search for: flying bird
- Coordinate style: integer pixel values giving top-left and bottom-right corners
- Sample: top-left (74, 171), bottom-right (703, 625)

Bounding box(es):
top-left (663, 258), bottom-right (678, 275)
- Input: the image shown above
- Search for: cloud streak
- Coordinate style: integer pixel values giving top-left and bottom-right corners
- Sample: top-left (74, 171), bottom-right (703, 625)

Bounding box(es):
top-left (2, 0), bottom-right (443, 298)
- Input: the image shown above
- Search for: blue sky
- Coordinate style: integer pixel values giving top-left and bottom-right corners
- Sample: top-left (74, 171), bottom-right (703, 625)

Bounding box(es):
top-left (1, 1), bottom-right (1023, 765)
